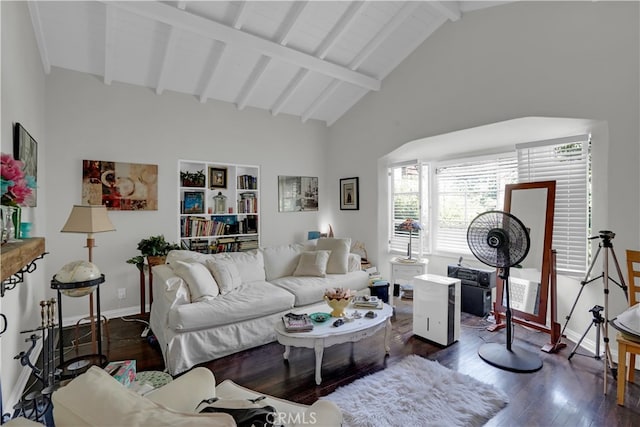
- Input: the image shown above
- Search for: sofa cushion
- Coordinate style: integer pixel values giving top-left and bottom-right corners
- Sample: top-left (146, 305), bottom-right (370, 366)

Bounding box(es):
top-left (269, 270), bottom-right (369, 306)
top-left (173, 261), bottom-right (219, 302)
top-left (225, 250), bottom-right (266, 283)
top-left (166, 250), bottom-right (212, 266)
top-left (293, 250), bottom-right (331, 277)
top-left (205, 259), bottom-right (242, 295)
top-left (316, 238), bottom-right (351, 274)
top-left (261, 243), bottom-right (305, 281)
top-left (168, 281), bottom-right (295, 331)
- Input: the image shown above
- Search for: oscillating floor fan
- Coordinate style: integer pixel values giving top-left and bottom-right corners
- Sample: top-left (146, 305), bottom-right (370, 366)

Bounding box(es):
top-left (467, 210), bottom-right (543, 373)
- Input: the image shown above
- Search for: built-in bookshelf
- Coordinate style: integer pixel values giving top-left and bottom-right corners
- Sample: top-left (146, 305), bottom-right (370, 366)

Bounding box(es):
top-left (178, 160), bottom-right (259, 253)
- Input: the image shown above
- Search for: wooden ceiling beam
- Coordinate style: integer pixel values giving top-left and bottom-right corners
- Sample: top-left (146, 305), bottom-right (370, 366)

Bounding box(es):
top-left (105, 1), bottom-right (380, 91)
top-left (270, 1), bottom-right (367, 117)
top-left (236, 1), bottom-right (309, 110)
top-left (302, 2), bottom-right (420, 123)
top-left (427, 1), bottom-right (462, 22)
top-left (155, 26), bottom-right (180, 95)
top-left (27, 1), bottom-right (51, 74)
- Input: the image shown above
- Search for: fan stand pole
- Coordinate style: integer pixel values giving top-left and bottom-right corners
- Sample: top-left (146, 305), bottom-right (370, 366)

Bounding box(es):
top-left (478, 268), bottom-right (543, 373)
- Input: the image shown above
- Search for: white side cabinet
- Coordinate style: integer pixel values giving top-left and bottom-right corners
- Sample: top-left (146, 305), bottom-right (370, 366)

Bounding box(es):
top-left (412, 274), bottom-right (461, 346)
top-left (390, 260), bottom-right (427, 306)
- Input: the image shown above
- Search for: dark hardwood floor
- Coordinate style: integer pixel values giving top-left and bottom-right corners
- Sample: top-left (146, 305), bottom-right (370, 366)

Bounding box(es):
top-left (73, 299), bottom-right (639, 426)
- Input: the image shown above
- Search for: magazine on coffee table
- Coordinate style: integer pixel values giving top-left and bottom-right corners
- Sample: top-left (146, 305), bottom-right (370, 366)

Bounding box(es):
top-left (282, 313), bottom-right (314, 332)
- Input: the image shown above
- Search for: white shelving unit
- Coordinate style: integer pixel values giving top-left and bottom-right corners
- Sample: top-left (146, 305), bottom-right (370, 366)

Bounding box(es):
top-left (178, 160), bottom-right (260, 253)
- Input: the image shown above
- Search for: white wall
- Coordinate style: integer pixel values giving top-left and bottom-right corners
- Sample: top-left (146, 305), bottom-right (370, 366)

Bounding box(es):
top-left (1, 0), bottom-right (48, 414)
top-left (44, 68), bottom-right (330, 320)
top-left (328, 1), bottom-right (639, 348)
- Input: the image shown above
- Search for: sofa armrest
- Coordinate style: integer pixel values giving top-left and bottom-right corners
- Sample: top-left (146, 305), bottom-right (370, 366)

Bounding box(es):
top-left (146, 367), bottom-right (217, 413)
top-left (348, 253), bottom-right (362, 272)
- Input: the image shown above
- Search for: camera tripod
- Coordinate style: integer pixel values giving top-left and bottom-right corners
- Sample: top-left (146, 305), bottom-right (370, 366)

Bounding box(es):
top-left (568, 305), bottom-right (612, 363)
top-left (559, 230), bottom-right (628, 394)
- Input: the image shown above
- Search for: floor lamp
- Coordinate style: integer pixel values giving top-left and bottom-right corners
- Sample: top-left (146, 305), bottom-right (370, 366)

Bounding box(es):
top-left (61, 205), bottom-right (115, 354)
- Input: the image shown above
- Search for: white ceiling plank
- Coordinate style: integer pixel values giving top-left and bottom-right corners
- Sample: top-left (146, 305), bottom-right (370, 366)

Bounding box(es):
top-left (277, 1), bottom-right (309, 46)
top-left (177, 1), bottom-right (187, 11)
top-left (315, 1), bottom-right (367, 59)
top-left (301, 80), bottom-right (340, 123)
top-left (233, 1), bottom-right (251, 30)
top-left (236, 55), bottom-right (270, 110)
top-left (270, 69), bottom-right (309, 116)
top-left (156, 26), bottom-right (180, 95)
top-left (270, 1), bottom-right (367, 117)
top-left (349, 2), bottom-right (421, 71)
top-left (235, 1), bottom-right (309, 111)
top-left (104, 4), bottom-right (117, 85)
top-left (199, 42), bottom-right (228, 104)
top-left (427, 1), bottom-right (462, 22)
top-left (27, 1), bottom-right (51, 74)
top-left (106, 1), bottom-right (380, 91)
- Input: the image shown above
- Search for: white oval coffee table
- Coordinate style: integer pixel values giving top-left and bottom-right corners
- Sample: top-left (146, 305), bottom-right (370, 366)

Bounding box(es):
top-left (274, 302), bottom-right (393, 385)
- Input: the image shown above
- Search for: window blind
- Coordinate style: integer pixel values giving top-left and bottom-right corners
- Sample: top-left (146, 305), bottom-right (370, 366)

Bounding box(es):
top-left (516, 135), bottom-right (590, 274)
top-left (435, 154), bottom-right (517, 254)
top-left (389, 163), bottom-right (428, 256)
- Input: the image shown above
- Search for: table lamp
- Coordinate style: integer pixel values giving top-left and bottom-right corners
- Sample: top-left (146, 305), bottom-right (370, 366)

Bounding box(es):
top-left (61, 204), bottom-right (115, 353)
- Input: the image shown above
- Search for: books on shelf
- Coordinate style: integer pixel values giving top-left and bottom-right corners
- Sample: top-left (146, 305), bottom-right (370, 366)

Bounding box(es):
top-left (282, 313), bottom-right (313, 332)
top-left (237, 175), bottom-right (257, 190)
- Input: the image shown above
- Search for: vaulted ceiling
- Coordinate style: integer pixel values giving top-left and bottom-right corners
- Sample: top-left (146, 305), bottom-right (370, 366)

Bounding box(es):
top-left (29, 1), bottom-right (509, 126)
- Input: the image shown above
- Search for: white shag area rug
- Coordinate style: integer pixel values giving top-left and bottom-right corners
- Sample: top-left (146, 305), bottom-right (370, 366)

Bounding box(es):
top-left (321, 355), bottom-right (508, 427)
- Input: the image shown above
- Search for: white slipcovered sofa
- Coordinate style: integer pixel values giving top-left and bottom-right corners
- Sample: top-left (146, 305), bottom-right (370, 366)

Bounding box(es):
top-left (150, 238), bottom-right (369, 375)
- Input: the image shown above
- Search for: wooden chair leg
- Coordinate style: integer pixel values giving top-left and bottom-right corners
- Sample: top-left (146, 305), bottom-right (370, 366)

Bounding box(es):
top-left (629, 353), bottom-right (636, 383)
top-left (617, 341), bottom-right (627, 406)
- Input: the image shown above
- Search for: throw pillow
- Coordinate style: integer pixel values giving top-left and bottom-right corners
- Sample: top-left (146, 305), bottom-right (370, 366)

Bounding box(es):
top-left (316, 238), bottom-right (351, 274)
top-left (261, 243), bottom-right (305, 280)
top-left (173, 261), bottom-right (219, 302)
top-left (293, 250), bottom-right (331, 277)
top-left (205, 259), bottom-right (242, 295)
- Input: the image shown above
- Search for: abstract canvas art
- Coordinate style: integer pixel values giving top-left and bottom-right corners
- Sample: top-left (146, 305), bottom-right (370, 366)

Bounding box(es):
top-left (82, 160), bottom-right (158, 210)
top-left (13, 123), bottom-right (38, 207)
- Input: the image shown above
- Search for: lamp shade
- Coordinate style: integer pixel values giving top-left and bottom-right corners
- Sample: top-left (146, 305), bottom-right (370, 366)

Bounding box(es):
top-left (61, 205), bottom-right (115, 234)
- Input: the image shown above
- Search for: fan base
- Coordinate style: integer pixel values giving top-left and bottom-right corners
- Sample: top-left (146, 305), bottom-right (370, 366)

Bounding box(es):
top-left (478, 343), bottom-right (543, 373)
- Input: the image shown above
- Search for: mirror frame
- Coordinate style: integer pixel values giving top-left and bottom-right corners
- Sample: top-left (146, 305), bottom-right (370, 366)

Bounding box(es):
top-left (496, 180), bottom-right (556, 325)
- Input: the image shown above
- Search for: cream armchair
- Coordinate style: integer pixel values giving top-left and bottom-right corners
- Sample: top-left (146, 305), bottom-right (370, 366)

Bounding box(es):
top-left (6, 366), bottom-right (342, 426)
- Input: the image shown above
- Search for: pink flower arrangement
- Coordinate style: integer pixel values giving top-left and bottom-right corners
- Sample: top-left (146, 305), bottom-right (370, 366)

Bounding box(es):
top-left (324, 287), bottom-right (355, 300)
top-left (1, 153), bottom-right (35, 206)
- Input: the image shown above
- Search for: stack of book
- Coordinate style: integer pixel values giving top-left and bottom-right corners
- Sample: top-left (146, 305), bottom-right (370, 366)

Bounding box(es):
top-left (352, 295), bottom-right (382, 309)
top-left (282, 313), bottom-right (313, 332)
top-left (401, 284), bottom-right (414, 299)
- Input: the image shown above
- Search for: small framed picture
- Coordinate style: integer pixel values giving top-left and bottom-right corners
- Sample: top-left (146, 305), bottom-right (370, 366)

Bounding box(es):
top-left (209, 167), bottom-right (227, 189)
top-left (183, 191), bottom-right (204, 214)
top-left (340, 177), bottom-right (359, 210)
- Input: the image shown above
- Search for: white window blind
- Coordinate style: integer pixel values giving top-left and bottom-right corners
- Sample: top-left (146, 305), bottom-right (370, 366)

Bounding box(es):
top-left (435, 154), bottom-right (517, 254)
top-left (389, 163), bottom-right (429, 257)
top-left (517, 135), bottom-right (590, 274)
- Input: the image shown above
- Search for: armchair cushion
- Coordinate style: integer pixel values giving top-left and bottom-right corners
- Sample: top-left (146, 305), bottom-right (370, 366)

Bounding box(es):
top-left (52, 367), bottom-right (234, 426)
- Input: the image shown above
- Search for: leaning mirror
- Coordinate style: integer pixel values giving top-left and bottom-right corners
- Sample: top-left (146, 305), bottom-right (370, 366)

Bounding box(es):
top-left (495, 180), bottom-right (555, 326)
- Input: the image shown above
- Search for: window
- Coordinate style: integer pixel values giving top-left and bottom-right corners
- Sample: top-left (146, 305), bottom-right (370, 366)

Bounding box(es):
top-left (516, 135), bottom-right (591, 274)
top-left (389, 163), bottom-right (429, 257)
top-left (435, 154), bottom-right (517, 254)
top-left (388, 134), bottom-right (591, 274)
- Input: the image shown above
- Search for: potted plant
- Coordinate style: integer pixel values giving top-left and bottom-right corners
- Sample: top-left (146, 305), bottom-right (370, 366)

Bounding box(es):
top-left (180, 170), bottom-right (205, 187)
top-left (132, 235), bottom-right (180, 267)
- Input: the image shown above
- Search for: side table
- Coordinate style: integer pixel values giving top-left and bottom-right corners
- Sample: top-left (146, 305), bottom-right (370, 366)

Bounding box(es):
top-left (390, 259), bottom-right (428, 307)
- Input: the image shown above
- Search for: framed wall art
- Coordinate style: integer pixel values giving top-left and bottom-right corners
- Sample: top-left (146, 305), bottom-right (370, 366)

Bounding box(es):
top-left (278, 176), bottom-right (318, 212)
top-left (209, 167), bottom-right (227, 189)
top-left (340, 177), bottom-right (359, 210)
top-left (82, 160), bottom-right (158, 210)
top-left (183, 191), bottom-right (205, 214)
top-left (13, 123), bottom-right (38, 207)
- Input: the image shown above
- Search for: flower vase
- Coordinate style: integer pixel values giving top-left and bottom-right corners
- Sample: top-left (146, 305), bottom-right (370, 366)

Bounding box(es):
top-left (1, 205), bottom-right (20, 242)
top-left (324, 296), bottom-right (353, 317)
